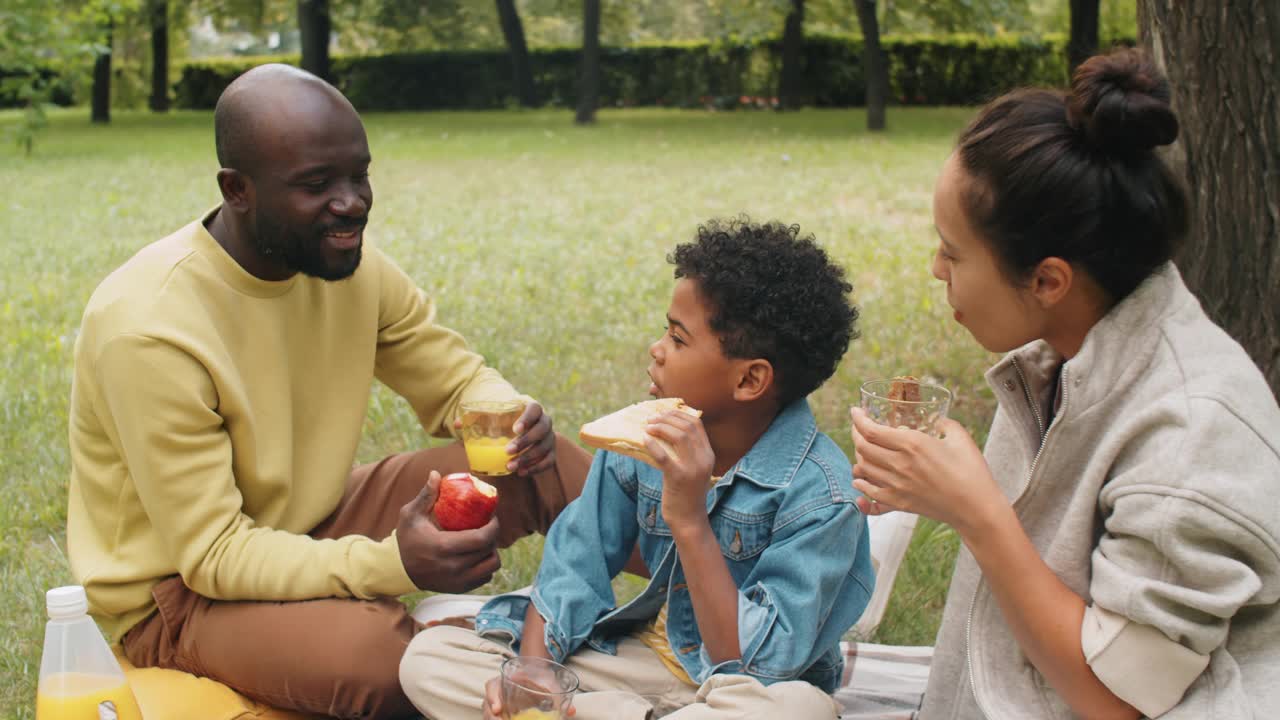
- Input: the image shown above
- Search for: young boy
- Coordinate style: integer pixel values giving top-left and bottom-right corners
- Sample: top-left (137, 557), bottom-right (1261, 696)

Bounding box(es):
top-left (401, 218), bottom-right (873, 719)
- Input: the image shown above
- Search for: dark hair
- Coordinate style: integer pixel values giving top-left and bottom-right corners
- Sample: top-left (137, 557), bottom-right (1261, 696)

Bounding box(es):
top-left (955, 48), bottom-right (1189, 302)
top-left (668, 217), bottom-right (859, 406)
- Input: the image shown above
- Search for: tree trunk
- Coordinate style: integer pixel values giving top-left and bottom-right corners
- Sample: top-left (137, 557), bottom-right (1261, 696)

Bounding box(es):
top-left (575, 0), bottom-right (601, 125)
top-left (1068, 0), bottom-right (1100, 73)
top-left (854, 0), bottom-right (887, 131)
top-left (1138, 1), bottom-right (1280, 398)
top-left (778, 0), bottom-right (805, 111)
top-left (91, 22), bottom-right (112, 124)
top-left (298, 0), bottom-right (331, 82)
top-left (496, 0), bottom-right (537, 107)
top-left (149, 0), bottom-right (170, 112)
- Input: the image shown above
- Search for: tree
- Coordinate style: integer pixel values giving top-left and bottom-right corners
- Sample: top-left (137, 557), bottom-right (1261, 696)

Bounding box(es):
top-left (149, 0), bottom-right (169, 111)
top-left (853, 0), bottom-right (886, 130)
top-left (882, 0), bottom-right (1033, 34)
top-left (1, 0), bottom-right (69, 152)
top-left (298, 0), bottom-right (331, 81)
top-left (778, 0), bottom-right (804, 110)
top-left (334, 0), bottom-right (504, 53)
top-left (91, 19), bottom-right (112, 123)
top-left (1068, 0), bottom-right (1099, 72)
top-left (495, 0), bottom-right (537, 107)
top-left (1138, 1), bottom-right (1280, 398)
top-left (575, 0), bottom-right (600, 125)
top-left (2, 0), bottom-right (142, 142)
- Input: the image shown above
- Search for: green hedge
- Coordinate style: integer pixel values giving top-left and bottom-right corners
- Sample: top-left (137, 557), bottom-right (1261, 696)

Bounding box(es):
top-left (0, 66), bottom-right (75, 109)
top-left (173, 33), bottom-right (1098, 111)
top-left (803, 33), bottom-right (1072, 106)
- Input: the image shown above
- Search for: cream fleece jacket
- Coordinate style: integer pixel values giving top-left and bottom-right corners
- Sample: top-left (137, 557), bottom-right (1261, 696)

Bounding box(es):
top-left (921, 264), bottom-right (1280, 719)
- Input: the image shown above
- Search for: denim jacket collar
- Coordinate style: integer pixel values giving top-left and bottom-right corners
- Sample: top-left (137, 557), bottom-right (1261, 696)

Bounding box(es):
top-left (719, 398), bottom-right (819, 490)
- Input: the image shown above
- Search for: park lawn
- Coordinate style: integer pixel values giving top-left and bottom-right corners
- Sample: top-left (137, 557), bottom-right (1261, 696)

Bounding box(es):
top-left (0, 106), bottom-right (993, 717)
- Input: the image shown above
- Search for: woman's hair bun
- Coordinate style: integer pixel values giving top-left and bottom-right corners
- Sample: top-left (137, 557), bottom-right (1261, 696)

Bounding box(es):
top-left (1066, 48), bottom-right (1179, 155)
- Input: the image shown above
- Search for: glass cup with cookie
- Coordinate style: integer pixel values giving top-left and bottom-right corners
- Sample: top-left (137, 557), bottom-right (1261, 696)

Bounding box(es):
top-left (859, 376), bottom-right (952, 438)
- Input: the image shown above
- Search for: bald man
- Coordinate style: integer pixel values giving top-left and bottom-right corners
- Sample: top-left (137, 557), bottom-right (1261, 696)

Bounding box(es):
top-left (66, 65), bottom-right (592, 718)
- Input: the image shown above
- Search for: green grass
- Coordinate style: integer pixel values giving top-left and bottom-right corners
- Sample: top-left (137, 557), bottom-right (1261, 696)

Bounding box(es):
top-left (0, 106), bottom-right (992, 717)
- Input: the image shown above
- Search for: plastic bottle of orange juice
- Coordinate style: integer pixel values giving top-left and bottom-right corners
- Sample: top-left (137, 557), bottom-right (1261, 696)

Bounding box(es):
top-left (36, 586), bottom-right (142, 720)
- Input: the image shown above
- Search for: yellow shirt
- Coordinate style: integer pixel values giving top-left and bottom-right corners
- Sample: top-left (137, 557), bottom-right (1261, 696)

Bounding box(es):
top-left (632, 476), bottom-right (722, 686)
top-left (67, 212), bottom-right (523, 642)
top-left (634, 602), bottom-right (696, 685)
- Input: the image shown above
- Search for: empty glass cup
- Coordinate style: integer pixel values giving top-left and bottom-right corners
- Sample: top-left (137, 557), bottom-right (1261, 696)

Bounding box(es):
top-left (500, 656), bottom-right (579, 720)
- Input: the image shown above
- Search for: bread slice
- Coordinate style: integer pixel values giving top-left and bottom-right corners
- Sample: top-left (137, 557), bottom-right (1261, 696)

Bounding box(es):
top-left (579, 398), bottom-right (702, 466)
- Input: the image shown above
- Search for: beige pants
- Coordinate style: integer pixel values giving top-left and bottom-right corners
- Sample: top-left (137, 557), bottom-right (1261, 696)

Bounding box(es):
top-left (400, 625), bottom-right (840, 720)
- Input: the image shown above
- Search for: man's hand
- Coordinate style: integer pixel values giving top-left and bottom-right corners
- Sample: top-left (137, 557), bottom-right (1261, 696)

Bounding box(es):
top-left (643, 409), bottom-right (715, 530)
top-left (397, 471), bottom-right (501, 592)
top-left (509, 401), bottom-right (556, 476)
top-left (451, 401), bottom-right (556, 476)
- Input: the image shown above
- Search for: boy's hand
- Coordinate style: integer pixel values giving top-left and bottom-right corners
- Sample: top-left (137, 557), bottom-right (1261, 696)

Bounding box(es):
top-left (483, 675), bottom-right (503, 719)
top-left (644, 409), bottom-right (715, 529)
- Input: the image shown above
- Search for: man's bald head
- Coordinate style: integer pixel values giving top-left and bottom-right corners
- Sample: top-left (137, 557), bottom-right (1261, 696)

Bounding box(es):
top-left (214, 64), bottom-right (357, 174)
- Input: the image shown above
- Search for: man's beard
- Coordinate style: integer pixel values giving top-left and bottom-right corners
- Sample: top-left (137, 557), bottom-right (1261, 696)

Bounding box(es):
top-left (252, 211), bottom-right (366, 281)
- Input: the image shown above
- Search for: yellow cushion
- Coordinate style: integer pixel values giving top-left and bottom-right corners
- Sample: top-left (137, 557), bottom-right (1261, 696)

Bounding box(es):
top-left (114, 648), bottom-right (321, 720)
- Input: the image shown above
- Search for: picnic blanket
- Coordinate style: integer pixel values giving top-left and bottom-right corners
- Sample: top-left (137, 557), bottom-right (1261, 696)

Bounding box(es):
top-left (833, 641), bottom-right (930, 719)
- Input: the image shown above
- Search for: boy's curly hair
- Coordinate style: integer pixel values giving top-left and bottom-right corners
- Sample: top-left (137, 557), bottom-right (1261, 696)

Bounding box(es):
top-left (669, 217), bottom-right (859, 406)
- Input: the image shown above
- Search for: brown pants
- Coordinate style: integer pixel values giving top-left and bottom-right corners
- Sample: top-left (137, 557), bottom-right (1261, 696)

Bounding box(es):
top-left (121, 436), bottom-right (594, 720)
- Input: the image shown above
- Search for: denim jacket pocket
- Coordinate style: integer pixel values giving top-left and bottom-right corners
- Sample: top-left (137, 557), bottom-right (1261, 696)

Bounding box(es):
top-left (635, 484), bottom-right (672, 537)
top-left (710, 507), bottom-right (772, 562)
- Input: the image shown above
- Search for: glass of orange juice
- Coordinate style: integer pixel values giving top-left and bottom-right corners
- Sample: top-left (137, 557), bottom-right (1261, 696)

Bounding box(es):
top-left (460, 400), bottom-right (526, 476)
top-left (500, 656), bottom-right (578, 720)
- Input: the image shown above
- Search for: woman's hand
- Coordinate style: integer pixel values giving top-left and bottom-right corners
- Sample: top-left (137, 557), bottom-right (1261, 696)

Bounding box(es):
top-left (849, 407), bottom-right (1006, 538)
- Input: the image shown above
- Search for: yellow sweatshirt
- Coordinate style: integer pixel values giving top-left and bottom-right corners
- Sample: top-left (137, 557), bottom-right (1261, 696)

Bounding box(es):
top-left (67, 212), bottom-right (524, 642)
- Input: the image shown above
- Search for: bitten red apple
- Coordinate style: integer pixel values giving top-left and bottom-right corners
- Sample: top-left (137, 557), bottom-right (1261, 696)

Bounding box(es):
top-left (433, 472), bottom-right (499, 531)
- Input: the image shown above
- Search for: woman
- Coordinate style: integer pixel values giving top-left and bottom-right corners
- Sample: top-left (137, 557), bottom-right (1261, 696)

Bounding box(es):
top-left (850, 49), bottom-right (1280, 719)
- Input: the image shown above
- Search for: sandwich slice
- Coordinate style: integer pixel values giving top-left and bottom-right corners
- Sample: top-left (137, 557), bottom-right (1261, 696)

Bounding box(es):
top-left (579, 398), bottom-right (702, 466)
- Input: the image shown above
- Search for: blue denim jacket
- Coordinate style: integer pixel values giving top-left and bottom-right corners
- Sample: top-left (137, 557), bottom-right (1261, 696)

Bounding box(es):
top-left (474, 399), bottom-right (874, 693)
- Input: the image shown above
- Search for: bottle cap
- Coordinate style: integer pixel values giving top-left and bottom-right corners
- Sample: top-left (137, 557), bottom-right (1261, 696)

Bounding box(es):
top-left (46, 585), bottom-right (89, 618)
